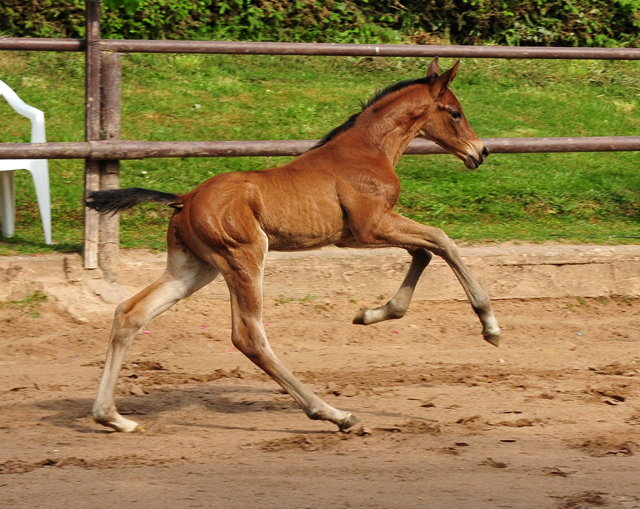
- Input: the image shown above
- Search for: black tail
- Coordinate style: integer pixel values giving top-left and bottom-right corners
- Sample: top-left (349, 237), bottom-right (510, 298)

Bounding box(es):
top-left (85, 187), bottom-right (182, 215)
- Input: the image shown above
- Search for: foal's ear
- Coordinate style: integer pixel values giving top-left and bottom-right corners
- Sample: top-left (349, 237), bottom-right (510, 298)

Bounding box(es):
top-left (430, 60), bottom-right (460, 99)
top-left (426, 57), bottom-right (440, 78)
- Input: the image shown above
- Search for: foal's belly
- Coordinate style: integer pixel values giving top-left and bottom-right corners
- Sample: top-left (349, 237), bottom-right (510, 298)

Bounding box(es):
top-left (263, 209), bottom-right (353, 251)
top-left (266, 228), bottom-right (354, 251)
top-left (261, 207), bottom-right (352, 251)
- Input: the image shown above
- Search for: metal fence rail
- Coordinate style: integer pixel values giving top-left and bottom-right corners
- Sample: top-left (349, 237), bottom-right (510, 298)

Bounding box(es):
top-left (2, 137), bottom-right (640, 160)
top-left (4, 37), bottom-right (640, 60)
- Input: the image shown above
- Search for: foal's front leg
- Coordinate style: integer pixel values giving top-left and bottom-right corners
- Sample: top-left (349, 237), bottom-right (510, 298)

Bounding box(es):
top-left (353, 247), bottom-right (432, 325)
top-left (351, 209), bottom-right (500, 346)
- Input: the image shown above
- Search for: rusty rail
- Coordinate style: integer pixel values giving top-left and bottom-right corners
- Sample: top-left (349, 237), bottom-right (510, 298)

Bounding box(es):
top-left (1, 137), bottom-right (640, 160)
top-left (3, 37), bottom-right (640, 60)
top-left (0, 38), bottom-right (84, 52)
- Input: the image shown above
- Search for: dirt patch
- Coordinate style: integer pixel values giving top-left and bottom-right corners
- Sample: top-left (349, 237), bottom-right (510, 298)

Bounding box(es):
top-left (555, 491), bottom-right (609, 509)
top-left (259, 419), bottom-right (442, 452)
top-left (2, 248), bottom-right (640, 508)
top-left (570, 438), bottom-right (639, 458)
top-left (0, 455), bottom-right (174, 475)
top-left (260, 432), bottom-right (354, 452)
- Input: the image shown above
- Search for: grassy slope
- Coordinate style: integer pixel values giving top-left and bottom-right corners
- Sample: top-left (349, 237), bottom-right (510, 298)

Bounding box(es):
top-left (0, 51), bottom-right (639, 253)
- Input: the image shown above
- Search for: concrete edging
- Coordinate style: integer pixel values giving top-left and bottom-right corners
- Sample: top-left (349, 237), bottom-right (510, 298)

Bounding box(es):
top-left (1, 244), bottom-right (640, 323)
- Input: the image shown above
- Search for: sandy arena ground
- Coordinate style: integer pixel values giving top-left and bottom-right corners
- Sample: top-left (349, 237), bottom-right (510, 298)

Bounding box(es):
top-left (1, 247), bottom-right (640, 508)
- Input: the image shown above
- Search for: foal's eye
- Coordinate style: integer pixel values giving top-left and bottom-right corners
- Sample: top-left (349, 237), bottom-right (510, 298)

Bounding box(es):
top-left (451, 111), bottom-right (462, 120)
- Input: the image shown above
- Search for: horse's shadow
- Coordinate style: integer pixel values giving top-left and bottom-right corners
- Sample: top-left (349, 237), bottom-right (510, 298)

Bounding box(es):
top-left (19, 383), bottom-right (339, 435)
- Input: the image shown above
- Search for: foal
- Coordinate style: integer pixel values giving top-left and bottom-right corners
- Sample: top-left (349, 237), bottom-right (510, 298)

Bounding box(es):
top-left (87, 58), bottom-right (500, 433)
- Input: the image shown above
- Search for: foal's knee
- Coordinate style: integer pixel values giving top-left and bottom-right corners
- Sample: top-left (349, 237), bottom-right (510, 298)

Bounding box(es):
top-left (111, 301), bottom-right (146, 344)
top-left (231, 322), bottom-right (267, 361)
top-left (428, 229), bottom-right (458, 257)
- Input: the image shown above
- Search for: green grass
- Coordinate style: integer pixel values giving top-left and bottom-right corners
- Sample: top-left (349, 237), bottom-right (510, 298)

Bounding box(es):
top-left (0, 290), bottom-right (48, 318)
top-left (1, 51), bottom-right (640, 254)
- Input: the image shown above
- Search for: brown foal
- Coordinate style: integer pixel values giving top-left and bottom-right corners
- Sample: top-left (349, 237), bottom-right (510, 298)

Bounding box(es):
top-left (87, 58), bottom-right (500, 433)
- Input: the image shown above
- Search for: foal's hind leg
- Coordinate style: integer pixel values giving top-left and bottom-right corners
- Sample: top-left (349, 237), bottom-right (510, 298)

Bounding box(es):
top-left (92, 248), bottom-right (218, 432)
top-left (212, 243), bottom-right (357, 430)
top-left (353, 248), bottom-right (432, 325)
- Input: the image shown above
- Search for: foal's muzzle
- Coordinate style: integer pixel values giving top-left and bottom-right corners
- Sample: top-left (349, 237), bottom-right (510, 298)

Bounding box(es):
top-left (464, 145), bottom-right (490, 169)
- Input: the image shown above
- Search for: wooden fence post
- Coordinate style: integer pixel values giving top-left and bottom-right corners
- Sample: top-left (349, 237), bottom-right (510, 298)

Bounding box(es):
top-left (99, 51), bottom-right (122, 282)
top-left (83, 0), bottom-right (102, 269)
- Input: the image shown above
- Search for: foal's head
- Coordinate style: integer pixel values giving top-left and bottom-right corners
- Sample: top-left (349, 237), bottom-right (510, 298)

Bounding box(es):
top-left (416, 58), bottom-right (489, 169)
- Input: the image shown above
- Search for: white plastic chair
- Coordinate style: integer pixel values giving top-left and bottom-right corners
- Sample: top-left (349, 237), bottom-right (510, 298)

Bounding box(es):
top-left (0, 79), bottom-right (52, 245)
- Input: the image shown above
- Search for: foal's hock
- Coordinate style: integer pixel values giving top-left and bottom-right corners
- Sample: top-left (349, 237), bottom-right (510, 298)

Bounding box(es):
top-left (87, 58), bottom-right (500, 433)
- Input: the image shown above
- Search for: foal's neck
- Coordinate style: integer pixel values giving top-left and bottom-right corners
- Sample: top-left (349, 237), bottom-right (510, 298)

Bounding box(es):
top-left (359, 88), bottom-right (432, 167)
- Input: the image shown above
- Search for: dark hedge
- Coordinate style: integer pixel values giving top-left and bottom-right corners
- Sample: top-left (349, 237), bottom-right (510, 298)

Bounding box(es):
top-left (1, 0), bottom-right (639, 47)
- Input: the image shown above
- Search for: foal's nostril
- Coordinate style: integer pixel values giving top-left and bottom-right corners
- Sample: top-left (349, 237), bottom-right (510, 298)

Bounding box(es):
top-left (482, 146), bottom-right (490, 158)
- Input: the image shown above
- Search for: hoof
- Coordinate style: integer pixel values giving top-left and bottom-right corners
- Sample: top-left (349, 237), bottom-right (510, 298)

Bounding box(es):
top-left (93, 413), bottom-right (140, 433)
top-left (352, 309), bottom-right (366, 325)
top-left (483, 331), bottom-right (500, 347)
top-left (338, 412), bottom-right (359, 430)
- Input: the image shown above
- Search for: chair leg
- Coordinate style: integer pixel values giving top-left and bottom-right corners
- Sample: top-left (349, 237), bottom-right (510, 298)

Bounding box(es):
top-left (29, 161), bottom-right (52, 245)
top-left (0, 171), bottom-right (16, 239)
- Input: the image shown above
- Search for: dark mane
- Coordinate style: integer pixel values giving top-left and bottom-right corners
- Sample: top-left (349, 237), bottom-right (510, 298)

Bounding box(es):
top-left (311, 75), bottom-right (434, 150)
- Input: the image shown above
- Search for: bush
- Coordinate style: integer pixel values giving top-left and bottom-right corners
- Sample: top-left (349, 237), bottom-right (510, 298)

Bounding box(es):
top-left (1, 0), bottom-right (639, 46)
